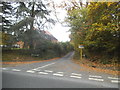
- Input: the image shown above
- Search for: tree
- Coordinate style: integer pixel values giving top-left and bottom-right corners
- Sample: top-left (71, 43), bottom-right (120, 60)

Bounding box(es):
top-left (66, 1), bottom-right (120, 63)
top-left (0, 2), bottom-right (17, 46)
top-left (1, 2), bottom-right (13, 33)
top-left (86, 2), bottom-right (119, 56)
top-left (7, 2), bottom-right (55, 49)
top-left (66, 6), bottom-right (89, 50)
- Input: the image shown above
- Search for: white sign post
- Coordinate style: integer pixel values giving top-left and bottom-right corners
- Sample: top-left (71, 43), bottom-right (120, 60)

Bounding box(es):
top-left (79, 45), bottom-right (84, 49)
top-left (78, 45), bottom-right (84, 60)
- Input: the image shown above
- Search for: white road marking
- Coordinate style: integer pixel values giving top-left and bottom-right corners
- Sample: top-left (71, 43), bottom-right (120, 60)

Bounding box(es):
top-left (89, 75), bottom-right (102, 78)
top-left (71, 73), bottom-right (82, 76)
top-left (108, 77), bottom-right (119, 80)
top-left (89, 78), bottom-right (104, 81)
top-left (32, 69), bottom-right (38, 70)
top-left (12, 69), bottom-right (21, 71)
top-left (57, 72), bottom-right (64, 73)
top-left (70, 75), bottom-right (82, 79)
top-left (44, 70), bottom-right (53, 73)
top-left (26, 70), bottom-right (35, 73)
top-left (32, 69), bottom-right (41, 71)
top-left (53, 73), bottom-right (63, 77)
top-left (38, 72), bottom-right (48, 75)
top-left (2, 68), bottom-right (7, 70)
top-left (32, 62), bottom-right (56, 70)
top-left (111, 80), bottom-right (120, 83)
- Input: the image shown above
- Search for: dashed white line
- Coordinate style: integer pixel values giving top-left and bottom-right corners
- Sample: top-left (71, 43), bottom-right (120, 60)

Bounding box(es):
top-left (71, 73), bottom-right (82, 76)
top-left (89, 75), bottom-right (102, 78)
top-left (70, 75), bottom-right (82, 79)
top-left (108, 77), bottom-right (119, 80)
top-left (89, 78), bottom-right (104, 81)
top-left (32, 69), bottom-right (38, 70)
top-left (53, 73), bottom-right (64, 77)
top-left (2, 68), bottom-right (7, 70)
top-left (12, 69), bottom-right (21, 72)
top-left (32, 69), bottom-right (41, 71)
top-left (26, 70), bottom-right (35, 73)
top-left (111, 80), bottom-right (120, 83)
top-left (57, 72), bottom-right (64, 73)
top-left (44, 70), bottom-right (53, 73)
top-left (108, 77), bottom-right (120, 83)
top-left (32, 62), bottom-right (56, 70)
top-left (38, 72), bottom-right (48, 75)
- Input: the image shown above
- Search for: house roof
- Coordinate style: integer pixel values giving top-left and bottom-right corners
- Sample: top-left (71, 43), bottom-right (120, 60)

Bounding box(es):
top-left (34, 28), bottom-right (58, 42)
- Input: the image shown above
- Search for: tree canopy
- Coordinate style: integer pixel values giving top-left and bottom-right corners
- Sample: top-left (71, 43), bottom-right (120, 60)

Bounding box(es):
top-left (66, 2), bottom-right (120, 64)
top-left (1, 1), bottom-right (56, 49)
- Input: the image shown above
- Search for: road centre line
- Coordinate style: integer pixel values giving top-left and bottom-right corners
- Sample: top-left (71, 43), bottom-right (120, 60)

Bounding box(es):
top-left (32, 69), bottom-right (38, 70)
top-left (89, 75), bottom-right (102, 78)
top-left (44, 70), bottom-right (53, 73)
top-left (2, 68), bottom-right (7, 70)
top-left (53, 73), bottom-right (64, 77)
top-left (71, 73), bottom-right (82, 76)
top-left (32, 69), bottom-right (41, 71)
top-left (70, 75), bottom-right (82, 79)
top-left (56, 72), bottom-right (64, 73)
top-left (111, 80), bottom-right (120, 83)
top-left (89, 78), bottom-right (104, 81)
top-left (12, 69), bottom-right (21, 71)
top-left (38, 72), bottom-right (48, 75)
top-left (32, 62), bottom-right (56, 70)
top-left (108, 77), bottom-right (119, 80)
top-left (26, 70), bottom-right (35, 73)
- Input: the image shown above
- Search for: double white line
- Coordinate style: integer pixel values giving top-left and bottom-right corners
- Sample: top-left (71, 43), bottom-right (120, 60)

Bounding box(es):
top-left (88, 75), bottom-right (104, 81)
top-left (108, 77), bottom-right (120, 83)
top-left (53, 72), bottom-right (64, 77)
top-left (70, 73), bottom-right (82, 79)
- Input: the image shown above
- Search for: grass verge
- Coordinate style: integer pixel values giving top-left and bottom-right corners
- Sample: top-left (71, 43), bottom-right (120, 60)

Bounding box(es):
top-left (73, 58), bottom-right (120, 76)
top-left (1, 57), bottom-right (60, 67)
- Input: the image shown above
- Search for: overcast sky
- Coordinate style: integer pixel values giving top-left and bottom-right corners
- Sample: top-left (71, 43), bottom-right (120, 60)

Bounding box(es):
top-left (47, 0), bottom-right (71, 42)
top-left (49, 23), bottom-right (71, 42)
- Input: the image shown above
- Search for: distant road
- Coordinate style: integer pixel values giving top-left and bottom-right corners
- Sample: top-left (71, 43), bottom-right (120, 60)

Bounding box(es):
top-left (1, 52), bottom-right (120, 88)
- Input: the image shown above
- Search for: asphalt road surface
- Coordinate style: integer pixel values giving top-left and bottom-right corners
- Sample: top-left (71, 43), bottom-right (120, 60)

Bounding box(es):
top-left (1, 52), bottom-right (120, 88)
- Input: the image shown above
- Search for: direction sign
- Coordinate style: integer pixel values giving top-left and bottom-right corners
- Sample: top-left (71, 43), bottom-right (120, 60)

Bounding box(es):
top-left (79, 45), bottom-right (84, 48)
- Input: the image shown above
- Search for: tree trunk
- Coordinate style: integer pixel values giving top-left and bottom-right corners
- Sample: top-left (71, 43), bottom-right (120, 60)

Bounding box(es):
top-left (29, 2), bottom-right (35, 49)
top-left (86, 2), bottom-right (88, 7)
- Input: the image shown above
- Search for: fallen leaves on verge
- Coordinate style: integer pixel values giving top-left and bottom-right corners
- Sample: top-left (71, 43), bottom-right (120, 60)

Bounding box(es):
top-left (73, 59), bottom-right (120, 76)
top-left (1, 57), bottom-right (60, 67)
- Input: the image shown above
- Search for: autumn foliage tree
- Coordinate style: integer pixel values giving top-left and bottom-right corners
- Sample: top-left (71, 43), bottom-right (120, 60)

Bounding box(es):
top-left (66, 2), bottom-right (120, 64)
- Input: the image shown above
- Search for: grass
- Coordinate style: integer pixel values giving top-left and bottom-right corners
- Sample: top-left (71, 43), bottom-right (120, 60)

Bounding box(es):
top-left (2, 51), bottom-right (42, 61)
top-left (2, 49), bottom-right (60, 67)
top-left (2, 49), bottom-right (59, 61)
top-left (2, 57), bottom-right (60, 67)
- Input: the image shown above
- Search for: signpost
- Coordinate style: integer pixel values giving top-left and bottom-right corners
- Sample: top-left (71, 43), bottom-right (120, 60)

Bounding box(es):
top-left (78, 45), bottom-right (84, 60)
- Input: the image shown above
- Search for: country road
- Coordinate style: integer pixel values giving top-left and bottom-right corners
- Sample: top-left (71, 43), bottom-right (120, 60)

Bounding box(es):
top-left (1, 52), bottom-right (120, 88)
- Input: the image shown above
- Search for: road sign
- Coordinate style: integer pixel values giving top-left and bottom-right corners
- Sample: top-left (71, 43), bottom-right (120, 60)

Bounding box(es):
top-left (78, 45), bottom-right (84, 48)
top-left (78, 45), bottom-right (84, 60)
